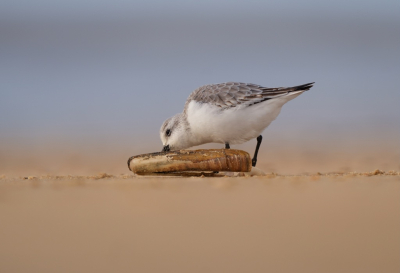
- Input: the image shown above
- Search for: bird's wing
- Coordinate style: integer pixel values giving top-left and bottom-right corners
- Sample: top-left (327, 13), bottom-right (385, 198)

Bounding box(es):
top-left (185, 82), bottom-right (314, 109)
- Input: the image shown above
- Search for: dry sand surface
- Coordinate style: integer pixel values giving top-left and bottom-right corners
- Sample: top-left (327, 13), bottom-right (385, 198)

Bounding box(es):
top-left (1, 136), bottom-right (399, 273)
top-left (1, 173), bottom-right (399, 273)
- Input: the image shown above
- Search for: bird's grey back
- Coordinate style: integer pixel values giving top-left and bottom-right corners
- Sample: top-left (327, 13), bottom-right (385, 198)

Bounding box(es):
top-left (184, 82), bottom-right (314, 111)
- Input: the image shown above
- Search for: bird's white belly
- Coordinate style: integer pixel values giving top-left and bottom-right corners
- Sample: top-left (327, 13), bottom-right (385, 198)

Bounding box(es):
top-left (186, 92), bottom-right (302, 145)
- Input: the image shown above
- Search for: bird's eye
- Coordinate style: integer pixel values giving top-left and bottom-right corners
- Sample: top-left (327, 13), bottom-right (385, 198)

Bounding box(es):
top-left (166, 129), bottom-right (171, 137)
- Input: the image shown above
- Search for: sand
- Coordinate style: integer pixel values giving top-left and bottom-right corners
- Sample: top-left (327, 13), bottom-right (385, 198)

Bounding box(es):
top-left (1, 135), bottom-right (399, 272)
top-left (0, 173), bottom-right (399, 273)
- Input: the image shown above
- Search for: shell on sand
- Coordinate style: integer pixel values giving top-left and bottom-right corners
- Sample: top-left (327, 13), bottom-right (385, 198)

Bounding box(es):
top-left (128, 149), bottom-right (252, 174)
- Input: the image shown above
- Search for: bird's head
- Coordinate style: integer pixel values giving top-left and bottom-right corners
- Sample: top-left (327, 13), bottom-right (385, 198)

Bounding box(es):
top-left (160, 113), bottom-right (191, 152)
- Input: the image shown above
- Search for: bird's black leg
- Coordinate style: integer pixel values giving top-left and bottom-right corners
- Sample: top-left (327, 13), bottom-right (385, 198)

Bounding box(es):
top-left (252, 135), bottom-right (263, 167)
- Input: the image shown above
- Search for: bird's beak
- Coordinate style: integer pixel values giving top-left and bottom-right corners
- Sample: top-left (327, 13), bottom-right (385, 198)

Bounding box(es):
top-left (162, 145), bottom-right (170, 152)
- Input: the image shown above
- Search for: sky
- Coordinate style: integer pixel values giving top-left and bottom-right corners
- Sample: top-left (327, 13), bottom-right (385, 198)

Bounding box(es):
top-left (0, 0), bottom-right (399, 156)
top-left (0, 0), bottom-right (399, 19)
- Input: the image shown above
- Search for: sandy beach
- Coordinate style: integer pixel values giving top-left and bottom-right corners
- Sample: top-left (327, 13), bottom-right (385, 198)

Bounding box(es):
top-left (1, 172), bottom-right (399, 273)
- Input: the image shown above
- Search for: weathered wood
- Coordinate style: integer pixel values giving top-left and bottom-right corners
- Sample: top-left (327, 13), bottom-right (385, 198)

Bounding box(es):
top-left (128, 149), bottom-right (252, 174)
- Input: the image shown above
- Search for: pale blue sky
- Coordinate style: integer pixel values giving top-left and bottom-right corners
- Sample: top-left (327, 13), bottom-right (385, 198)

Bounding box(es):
top-left (0, 0), bottom-right (399, 19)
top-left (0, 0), bottom-right (399, 153)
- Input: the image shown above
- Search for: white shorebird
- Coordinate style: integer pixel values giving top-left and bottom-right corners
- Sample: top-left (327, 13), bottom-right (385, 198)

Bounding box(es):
top-left (160, 82), bottom-right (314, 167)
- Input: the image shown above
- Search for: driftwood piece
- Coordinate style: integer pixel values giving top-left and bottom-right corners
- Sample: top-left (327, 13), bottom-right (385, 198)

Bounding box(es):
top-left (128, 149), bottom-right (252, 175)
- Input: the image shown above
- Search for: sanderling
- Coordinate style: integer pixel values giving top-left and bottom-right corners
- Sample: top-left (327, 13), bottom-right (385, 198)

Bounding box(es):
top-left (160, 82), bottom-right (314, 167)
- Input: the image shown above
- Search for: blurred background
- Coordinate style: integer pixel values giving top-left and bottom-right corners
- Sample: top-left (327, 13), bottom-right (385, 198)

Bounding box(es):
top-left (1, 0), bottom-right (399, 175)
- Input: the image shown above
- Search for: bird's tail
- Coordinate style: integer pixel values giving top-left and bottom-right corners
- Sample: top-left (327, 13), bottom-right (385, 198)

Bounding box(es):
top-left (259, 82), bottom-right (314, 96)
top-left (285, 82), bottom-right (315, 92)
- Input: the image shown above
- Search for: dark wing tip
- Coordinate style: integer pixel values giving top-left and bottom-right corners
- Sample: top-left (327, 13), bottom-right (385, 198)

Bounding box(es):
top-left (259, 82), bottom-right (315, 94)
top-left (293, 82), bottom-right (315, 91)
